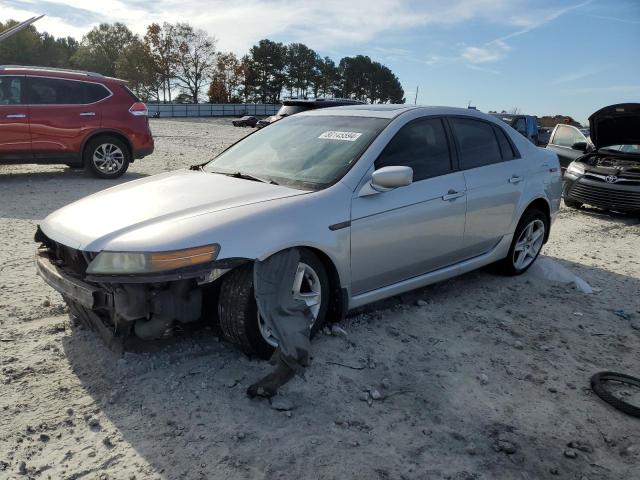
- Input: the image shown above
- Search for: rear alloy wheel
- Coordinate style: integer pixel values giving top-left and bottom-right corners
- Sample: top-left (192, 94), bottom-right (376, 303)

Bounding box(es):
top-left (495, 209), bottom-right (547, 276)
top-left (217, 249), bottom-right (329, 359)
top-left (85, 136), bottom-right (130, 179)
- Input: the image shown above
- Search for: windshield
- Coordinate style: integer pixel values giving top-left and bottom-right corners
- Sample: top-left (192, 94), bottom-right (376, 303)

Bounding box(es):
top-left (277, 105), bottom-right (309, 116)
top-left (204, 115), bottom-right (389, 190)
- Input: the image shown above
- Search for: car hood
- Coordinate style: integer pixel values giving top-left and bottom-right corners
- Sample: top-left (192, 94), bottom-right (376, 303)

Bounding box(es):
top-left (40, 170), bottom-right (308, 251)
top-left (589, 103), bottom-right (640, 150)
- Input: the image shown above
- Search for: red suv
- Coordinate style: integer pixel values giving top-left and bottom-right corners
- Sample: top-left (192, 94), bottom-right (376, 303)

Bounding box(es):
top-left (0, 66), bottom-right (154, 178)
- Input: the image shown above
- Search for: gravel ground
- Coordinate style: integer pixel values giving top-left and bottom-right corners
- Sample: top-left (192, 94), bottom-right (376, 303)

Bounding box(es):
top-left (1, 118), bottom-right (639, 480)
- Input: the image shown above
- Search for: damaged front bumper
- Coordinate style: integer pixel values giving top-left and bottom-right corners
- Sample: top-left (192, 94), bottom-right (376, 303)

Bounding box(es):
top-left (35, 242), bottom-right (248, 348)
top-left (35, 249), bottom-right (111, 310)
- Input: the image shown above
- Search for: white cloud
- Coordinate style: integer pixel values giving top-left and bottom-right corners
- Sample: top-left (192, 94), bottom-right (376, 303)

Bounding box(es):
top-left (0, 0), bottom-right (591, 56)
top-left (461, 45), bottom-right (504, 63)
top-left (458, 0), bottom-right (591, 65)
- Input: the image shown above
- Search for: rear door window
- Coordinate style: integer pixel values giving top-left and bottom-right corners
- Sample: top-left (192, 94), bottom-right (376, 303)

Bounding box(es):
top-left (27, 77), bottom-right (109, 105)
top-left (449, 117), bottom-right (502, 169)
top-left (375, 117), bottom-right (453, 181)
top-left (0, 76), bottom-right (23, 105)
top-left (494, 126), bottom-right (517, 160)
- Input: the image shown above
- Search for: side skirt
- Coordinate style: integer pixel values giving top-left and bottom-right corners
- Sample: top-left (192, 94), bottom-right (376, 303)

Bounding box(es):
top-left (348, 233), bottom-right (513, 309)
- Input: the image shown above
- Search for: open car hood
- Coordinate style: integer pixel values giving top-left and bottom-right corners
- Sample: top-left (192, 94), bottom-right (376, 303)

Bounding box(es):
top-left (589, 103), bottom-right (640, 150)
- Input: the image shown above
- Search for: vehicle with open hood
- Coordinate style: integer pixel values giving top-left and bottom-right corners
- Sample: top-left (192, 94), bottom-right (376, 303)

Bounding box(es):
top-left (35, 105), bottom-right (561, 357)
top-left (563, 103), bottom-right (640, 214)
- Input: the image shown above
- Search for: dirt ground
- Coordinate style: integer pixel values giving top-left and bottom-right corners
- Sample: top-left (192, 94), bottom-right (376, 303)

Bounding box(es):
top-left (1, 118), bottom-right (639, 480)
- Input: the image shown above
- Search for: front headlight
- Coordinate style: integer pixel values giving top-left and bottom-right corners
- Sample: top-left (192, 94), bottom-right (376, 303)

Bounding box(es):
top-left (566, 162), bottom-right (585, 175)
top-left (86, 244), bottom-right (220, 275)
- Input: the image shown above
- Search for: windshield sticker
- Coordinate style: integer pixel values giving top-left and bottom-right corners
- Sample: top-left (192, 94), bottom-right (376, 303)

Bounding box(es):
top-left (318, 131), bottom-right (362, 141)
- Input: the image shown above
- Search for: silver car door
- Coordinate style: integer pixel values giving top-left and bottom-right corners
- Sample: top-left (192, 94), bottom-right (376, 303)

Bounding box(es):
top-left (350, 117), bottom-right (467, 296)
top-left (448, 117), bottom-right (527, 258)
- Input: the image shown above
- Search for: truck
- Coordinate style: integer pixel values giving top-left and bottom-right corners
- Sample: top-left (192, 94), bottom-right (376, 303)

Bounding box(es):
top-left (490, 113), bottom-right (542, 146)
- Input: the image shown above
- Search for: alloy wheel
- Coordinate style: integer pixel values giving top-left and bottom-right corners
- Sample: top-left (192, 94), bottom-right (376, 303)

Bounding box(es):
top-left (512, 219), bottom-right (545, 270)
top-left (93, 143), bottom-right (125, 174)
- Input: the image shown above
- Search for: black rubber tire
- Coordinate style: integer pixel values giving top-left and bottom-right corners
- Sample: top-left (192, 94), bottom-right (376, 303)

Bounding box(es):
top-left (494, 208), bottom-right (548, 276)
top-left (564, 198), bottom-right (583, 209)
top-left (217, 249), bottom-right (329, 359)
top-left (84, 135), bottom-right (130, 179)
top-left (591, 372), bottom-right (640, 418)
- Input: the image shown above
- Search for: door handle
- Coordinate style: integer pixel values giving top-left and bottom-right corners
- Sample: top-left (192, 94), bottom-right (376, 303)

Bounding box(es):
top-left (442, 190), bottom-right (465, 201)
top-left (79, 112), bottom-right (96, 116)
top-left (6, 113), bottom-right (26, 119)
top-left (509, 175), bottom-right (524, 184)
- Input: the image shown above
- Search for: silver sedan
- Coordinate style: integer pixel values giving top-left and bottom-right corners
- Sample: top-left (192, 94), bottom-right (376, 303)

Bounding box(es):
top-left (36, 105), bottom-right (562, 357)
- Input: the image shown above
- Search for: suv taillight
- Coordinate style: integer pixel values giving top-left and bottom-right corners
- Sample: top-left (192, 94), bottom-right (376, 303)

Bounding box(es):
top-left (129, 102), bottom-right (148, 116)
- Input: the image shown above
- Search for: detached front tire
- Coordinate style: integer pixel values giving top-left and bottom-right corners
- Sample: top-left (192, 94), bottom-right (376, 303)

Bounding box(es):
top-left (217, 249), bottom-right (329, 359)
top-left (495, 208), bottom-right (548, 276)
top-left (85, 135), bottom-right (130, 179)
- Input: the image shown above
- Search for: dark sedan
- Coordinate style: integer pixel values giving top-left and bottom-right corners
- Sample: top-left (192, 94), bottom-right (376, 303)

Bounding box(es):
top-left (563, 103), bottom-right (640, 214)
top-left (232, 115), bottom-right (258, 127)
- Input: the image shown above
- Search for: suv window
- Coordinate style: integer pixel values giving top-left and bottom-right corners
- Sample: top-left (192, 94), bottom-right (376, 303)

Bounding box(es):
top-left (0, 76), bottom-right (23, 105)
top-left (27, 77), bottom-right (110, 105)
top-left (85, 82), bottom-right (111, 103)
top-left (551, 125), bottom-right (585, 147)
top-left (375, 117), bottom-right (452, 181)
top-left (450, 117), bottom-right (502, 169)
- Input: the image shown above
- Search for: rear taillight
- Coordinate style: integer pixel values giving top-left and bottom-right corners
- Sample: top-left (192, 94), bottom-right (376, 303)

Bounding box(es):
top-left (129, 102), bottom-right (148, 116)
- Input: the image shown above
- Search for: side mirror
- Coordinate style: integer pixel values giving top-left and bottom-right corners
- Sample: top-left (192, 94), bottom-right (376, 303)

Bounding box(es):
top-left (371, 166), bottom-right (413, 190)
top-left (571, 141), bottom-right (587, 152)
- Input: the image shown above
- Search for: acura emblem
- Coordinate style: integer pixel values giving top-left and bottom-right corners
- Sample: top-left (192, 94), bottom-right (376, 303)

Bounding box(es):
top-left (605, 175), bottom-right (618, 183)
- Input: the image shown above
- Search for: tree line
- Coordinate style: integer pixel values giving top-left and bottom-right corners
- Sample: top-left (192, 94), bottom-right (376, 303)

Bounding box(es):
top-left (0, 19), bottom-right (405, 104)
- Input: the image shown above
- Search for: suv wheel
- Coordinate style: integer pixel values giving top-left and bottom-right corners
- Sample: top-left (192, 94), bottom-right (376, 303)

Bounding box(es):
top-left (85, 135), bottom-right (130, 179)
top-left (217, 249), bottom-right (329, 359)
top-left (495, 208), bottom-right (547, 276)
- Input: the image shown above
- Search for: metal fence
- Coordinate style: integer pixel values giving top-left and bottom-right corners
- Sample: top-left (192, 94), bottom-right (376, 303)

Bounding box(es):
top-left (147, 103), bottom-right (280, 118)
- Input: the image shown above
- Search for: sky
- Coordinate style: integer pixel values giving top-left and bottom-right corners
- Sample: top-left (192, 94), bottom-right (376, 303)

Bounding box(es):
top-left (1, 0), bottom-right (639, 123)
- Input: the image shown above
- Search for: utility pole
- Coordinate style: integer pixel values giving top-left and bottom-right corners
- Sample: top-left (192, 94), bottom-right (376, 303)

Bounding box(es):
top-left (414, 86), bottom-right (419, 105)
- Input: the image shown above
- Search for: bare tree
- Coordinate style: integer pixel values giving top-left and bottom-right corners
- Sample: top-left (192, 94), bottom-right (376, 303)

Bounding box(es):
top-left (172, 24), bottom-right (216, 103)
top-left (144, 23), bottom-right (177, 103)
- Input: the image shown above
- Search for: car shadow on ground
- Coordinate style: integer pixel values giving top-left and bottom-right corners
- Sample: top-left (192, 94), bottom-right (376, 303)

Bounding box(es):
top-left (0, 168), bottom-right (148, 221)
top-left (60, 258), bottom-right (640, 479)
top-left (565, 205), bottom-right (640, 225)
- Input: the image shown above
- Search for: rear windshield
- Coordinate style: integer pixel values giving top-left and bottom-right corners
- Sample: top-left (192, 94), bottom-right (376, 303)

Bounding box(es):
top-left (204, 115), bottom-right (389, 190)
top-left (277, 105), bottom-right (309, 116)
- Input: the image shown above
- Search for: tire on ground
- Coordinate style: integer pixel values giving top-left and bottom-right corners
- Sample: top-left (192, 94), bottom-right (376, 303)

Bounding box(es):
top-left (84, 135), bottom-right (130, 179)
top-left (591, 371), bottom-right (640, 418)
top-left (217, 249), bottom-right (330, 359)
top-left (494, 207), bottom-right (548, 276)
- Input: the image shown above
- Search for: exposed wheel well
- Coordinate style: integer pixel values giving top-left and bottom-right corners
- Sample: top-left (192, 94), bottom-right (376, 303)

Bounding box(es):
top-left (82, 131), bottom-right (132, 166)
top-left (523, 198), bottom-right (551, 242)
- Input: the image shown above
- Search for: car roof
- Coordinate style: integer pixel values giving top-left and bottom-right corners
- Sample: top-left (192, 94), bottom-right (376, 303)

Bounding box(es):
top-left (282, 98), bottom-right (365, 108)
top-left (299, 104), bottom-right (503, 120)
top-left (0, 65), bottom-right (125, 83)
